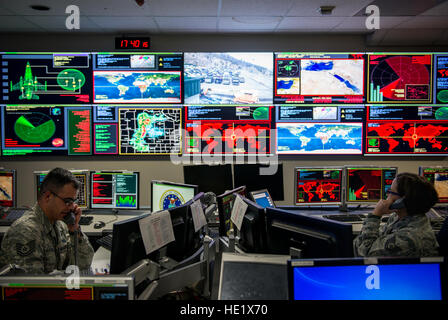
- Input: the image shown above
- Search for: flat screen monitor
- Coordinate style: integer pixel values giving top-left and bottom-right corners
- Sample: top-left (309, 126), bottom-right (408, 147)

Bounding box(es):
top-left (276, 105), bottom-right (365, 155)
top-left (183, 164), bottom-right (233, 195)
top-left (0, 275), bottom-right (135, 300)
top-left (117, 106), bottom-right (182, 155)
top-left (35, 170), bottom-right (89, 209)
top-left (345, 166), bottom-right (397, 204)
top-left (288, 257), bottom-right (446, 300)
top-left (367, 53), bottom-right (433, 103)
top-left (365, 105), bottom-right (448, 155)
top-left (184, 105), bottom-right (274, 155)
top-left (1, 52), bottom-right (92, 104)
top-left (1, 105), bottom-right (93, 156)
top-left (216, 186), bottom-right (246, 237)
top-left (274, 52), bottom-right (366, 104)
top-left (90, 171), bottom-right (139, 210)
top-left (150, 180), bottom-right (197, 212)
top-left (233, 163), bottom-right (284, 201)
top-left (419, 166), bottom-right (448, 204)
top-left (0, 169), bottom-right (16, 208)
top-left (92, 52), bottom-right (183, 104)
top-left (184, 52), bottom-right (273, 105)
top-left (434, 54), bottom-right (448, 104)
top-left (294, 167), bottom-right (343, 206)
top-left (238, 195), bottom-right (267, 254)
top-left (265, 207), bottom-right (354, 258)
top-left (249, 189), bottom-right (275, 208)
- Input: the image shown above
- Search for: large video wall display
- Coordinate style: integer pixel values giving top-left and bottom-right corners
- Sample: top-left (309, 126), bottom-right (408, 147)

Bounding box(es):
top-left (0, 51), bottom-right (447, 157)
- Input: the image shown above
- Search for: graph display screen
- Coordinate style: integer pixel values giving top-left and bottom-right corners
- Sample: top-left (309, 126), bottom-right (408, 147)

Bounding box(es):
top-left (276, 105), bottom-right (364, 155)
top-left (366, 105), bottom-right (448, 155)
top-left (184, 105), bottom-right (274, 154)
top-left (434, 54), bottom-right (448, 104)
top-left (367, 53), bottom-right (432, 103)
top-left (274, 53), bottom-right (366, 104)
top-left (419, 167), bottom-right (448, 203)
top-left (92, 52), bottom-right (182, 104)
top-left (1, 105), bottom-right (92, 156)
top-left (1, 53), bottom-right (92, 104)
top-left (118, 107), bottom-right (182, 155)
top-left (184, 52), bottom-right (273, 104)
top-left (90, 171), bottom-right (139, 209)
top-left (346, 167), bottom-right (397, 203)
top-left (294, 167), bottom-right (343, 205)
top-left (0, 169), bottom-right (15, 207)
top-left (35, 170), bottom-right (88, 208)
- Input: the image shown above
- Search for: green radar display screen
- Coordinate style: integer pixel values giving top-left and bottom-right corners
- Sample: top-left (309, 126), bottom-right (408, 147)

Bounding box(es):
top-left (1, 105), bottom-right (92, 156)
top-left (1, 53), bottom-right (92, 104)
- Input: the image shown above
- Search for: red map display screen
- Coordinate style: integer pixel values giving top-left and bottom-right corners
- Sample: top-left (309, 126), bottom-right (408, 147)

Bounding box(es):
top-left (295, 168), bottom-right (342, 205)
top-left (368, 54), bottom-right (432, 103)
top-left (366, 106), bottom-right (448, 155)
top-left (185, 106), bottom-right (274, 154)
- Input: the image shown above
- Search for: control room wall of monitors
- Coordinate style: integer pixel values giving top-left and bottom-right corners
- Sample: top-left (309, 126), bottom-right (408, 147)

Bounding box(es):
top-left (0, 51), bottom-right (447, 158)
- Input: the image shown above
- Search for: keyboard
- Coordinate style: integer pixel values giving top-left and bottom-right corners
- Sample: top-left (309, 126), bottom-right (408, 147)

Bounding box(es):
top-left (96, 233), bottom-right (113, 251)
top-left (79, 216), bottom-right (93, 225)
top-left (322, 214), bottom-right (366, 222)
top-left (0, 208), bottom-right (28, 226)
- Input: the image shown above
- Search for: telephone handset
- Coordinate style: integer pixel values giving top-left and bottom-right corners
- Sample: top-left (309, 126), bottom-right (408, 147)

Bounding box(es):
top-left (63, 210), bottom-right (76, 225)
top-left (389, 197), bottom-right (405, 210)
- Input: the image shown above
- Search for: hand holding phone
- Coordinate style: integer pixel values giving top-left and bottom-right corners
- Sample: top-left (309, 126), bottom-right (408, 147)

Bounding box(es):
top-left (63, 210), bottom-right (76, 225)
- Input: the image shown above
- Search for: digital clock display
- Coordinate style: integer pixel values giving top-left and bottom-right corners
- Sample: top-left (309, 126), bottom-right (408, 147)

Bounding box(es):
top-left (115, 37), bottom-right (150, 49)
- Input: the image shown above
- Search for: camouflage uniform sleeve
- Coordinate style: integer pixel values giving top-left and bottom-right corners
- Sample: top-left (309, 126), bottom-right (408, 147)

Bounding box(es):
top-left (0, 223), bottom-right (45, 274)
top-left (68, 230), bottom-right (94, 272)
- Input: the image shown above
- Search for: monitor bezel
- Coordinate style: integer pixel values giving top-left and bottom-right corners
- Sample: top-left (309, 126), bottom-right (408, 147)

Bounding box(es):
top-left (293, 166), bottom-right (344, 206)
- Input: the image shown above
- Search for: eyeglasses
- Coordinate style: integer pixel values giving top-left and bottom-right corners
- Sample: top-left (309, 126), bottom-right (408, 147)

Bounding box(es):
top-left (50, 191), bottom-right (78, 206)
top-left (386, 190), bottom-right (402, 197)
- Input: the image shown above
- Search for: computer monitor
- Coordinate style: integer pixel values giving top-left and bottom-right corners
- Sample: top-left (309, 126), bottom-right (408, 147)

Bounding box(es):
top-left (345, 166), bottom-right (397, 204)
top-left (1, 105), bottom-right (93, 156)
top-left (249, 189), bottom-right (275, 208)
top-left (265, 207), bottom-right (354, 258)
top-left (367, 53), bottom-right (433, 104)
top-left (90, 171), bottom-right (139, 210)
top-left (184, 52), bottom-right (273, 105)
top-left (434, 54), bottom-right (448, 104)
top-left (0, 275), bottom-right (134, 300)
top-left (237, 196), bottom-right (267, 254)
top-left (288, 257), bottom-right (446, 300)
top-left (183, 164), bottom-right (233, 196)
top-left (233, 163), bottom-right (284, 201)
top-left (294, 167), bottom-right (344, 206)
top-left (419, 166), bottom-right (448, 204)
top-left (92, 52), bottom-right (183, 104)
top-left (34, 170), bottom-right (89, 209)
top-left (150, 180), bottom-right (198, 212)
top-left (0, 168), bottom-right (16, 208)
top-left (216, 186), bottom-right (247, 237)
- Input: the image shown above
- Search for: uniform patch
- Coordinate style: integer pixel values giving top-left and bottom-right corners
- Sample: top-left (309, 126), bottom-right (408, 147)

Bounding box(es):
top-left (16, 241), bottom-right (36, 257)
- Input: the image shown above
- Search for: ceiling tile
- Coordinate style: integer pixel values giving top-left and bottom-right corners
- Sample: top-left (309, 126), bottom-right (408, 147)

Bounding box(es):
top-left (287, 0), bottom-right (374, 17)
top-left (24, 15), bottom-right (102, 31)
top-left (155, 16), bottom-right (218, 29)
top-left (89, 16), bottom-right (157, 30)
top-left (277, 16), bottom-right (346, 30)
top-left (334, 16), bottom-right (412, 30)
top-left (219, 16), bottom-right (281, 30)
top-left (0, 15), bottom-right (43, 31)
top-left (147, 0), bottom-right (219, 16)
top-left (221, 0), bottom-right (294, 16)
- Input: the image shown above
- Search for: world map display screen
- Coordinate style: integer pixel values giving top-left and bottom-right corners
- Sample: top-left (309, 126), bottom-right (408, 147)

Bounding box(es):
top-left (184, 105), bottom-right (274, 154)
top-left (346, 167), bottom-right (397, 203)
top-left (1, 53), bottom-right (92, 104)
top-left (366, 105), bottom-right (448, 155)
top-left (419, 167), bottom-right (448, 203)
top-left (274, 53), bottom-right (366, 104)
top-left (294, 167), bottom-right (343, 205)
top-left (1, 105), bottom-right (92, 156)
top-left (92, 52), bottom-right (183, 104)
top-left (367, 53), bottom-right (433, 103)
top-left (276, 105), bottom-right (364, 155)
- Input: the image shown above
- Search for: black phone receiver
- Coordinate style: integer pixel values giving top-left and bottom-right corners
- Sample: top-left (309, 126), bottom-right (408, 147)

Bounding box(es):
top-left (63, 210), bottom-right (76, 225)
top-left (389, 197), bottom-right (405, 210)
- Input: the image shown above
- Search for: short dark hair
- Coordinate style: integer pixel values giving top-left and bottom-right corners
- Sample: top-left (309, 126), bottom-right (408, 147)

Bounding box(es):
top-left (38, 167), bottom-right (80, 199)
top-left (395, 172), bottom-right (438, 215)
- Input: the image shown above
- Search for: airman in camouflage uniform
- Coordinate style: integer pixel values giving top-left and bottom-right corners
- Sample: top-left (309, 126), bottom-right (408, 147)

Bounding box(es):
top-left (0, 168), bottom-right (94, 274)
top-left (354, 172), bottom-right (439, 257)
